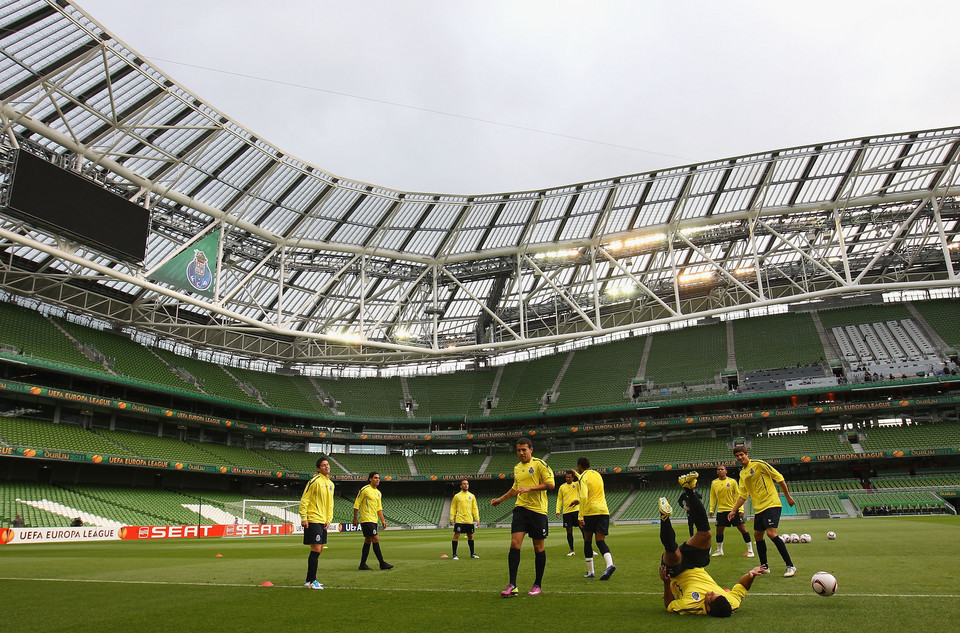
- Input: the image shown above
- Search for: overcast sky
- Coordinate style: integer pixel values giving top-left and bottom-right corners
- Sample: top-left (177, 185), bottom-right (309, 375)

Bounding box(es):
top-left (79, 0), bottom-right (960, 196)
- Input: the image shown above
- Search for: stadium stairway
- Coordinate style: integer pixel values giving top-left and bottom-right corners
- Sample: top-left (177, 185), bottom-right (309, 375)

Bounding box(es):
top-left (611, 488), bottom-right (640, 521)
top-left (439, 495), bottom-right (453, 527)
top-left (478, 454), bottom-right (492, 474)
top-left (328, 454), bottom-right (350, 475)
top-left (840, 498), bottom-right (859, 516)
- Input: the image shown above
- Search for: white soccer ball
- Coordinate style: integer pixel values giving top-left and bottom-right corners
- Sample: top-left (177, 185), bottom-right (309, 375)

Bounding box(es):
top-left (790, 533), bottom-right (800, 543)
top-left (800, 533), bottom-right (812, 543)
top-left (811, 571), bottom-right (838, 596)
top-left (827, 530), bottom-right (837, 540)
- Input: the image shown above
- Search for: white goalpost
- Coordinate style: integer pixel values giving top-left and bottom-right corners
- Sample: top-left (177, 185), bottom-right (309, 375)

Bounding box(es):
top-left (220, 499), bottom-right (302, 536)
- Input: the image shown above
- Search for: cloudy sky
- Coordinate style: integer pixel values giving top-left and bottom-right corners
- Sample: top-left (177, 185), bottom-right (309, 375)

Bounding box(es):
top-left (79, 0), bottom-right (960, 196)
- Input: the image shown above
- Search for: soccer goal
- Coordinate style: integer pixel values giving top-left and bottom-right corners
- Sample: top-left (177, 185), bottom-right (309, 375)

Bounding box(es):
top-left (221, 499), bottom-right (301, 535)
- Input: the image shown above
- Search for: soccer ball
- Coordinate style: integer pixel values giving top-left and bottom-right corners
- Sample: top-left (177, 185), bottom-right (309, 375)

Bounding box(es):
top-left (811, 571), bottom-right (838, 596)
top-left (800, 533), bottom-right (812, 543)
top-left (790, 533), bottom-right (800, 543)
top-left (827, 531), bottom-right (837, 540)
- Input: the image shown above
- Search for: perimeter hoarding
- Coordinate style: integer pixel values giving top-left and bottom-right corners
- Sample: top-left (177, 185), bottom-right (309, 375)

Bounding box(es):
top-left (0, 523), bottom-right (293, 545)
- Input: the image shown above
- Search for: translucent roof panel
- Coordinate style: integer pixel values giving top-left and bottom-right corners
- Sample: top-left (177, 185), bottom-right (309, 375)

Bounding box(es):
top-left (0, 0), bottom-right (957, 365)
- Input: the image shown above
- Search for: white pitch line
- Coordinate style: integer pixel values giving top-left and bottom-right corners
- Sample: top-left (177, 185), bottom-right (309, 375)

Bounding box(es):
top-left (0, 577), bottom-right (957, 598)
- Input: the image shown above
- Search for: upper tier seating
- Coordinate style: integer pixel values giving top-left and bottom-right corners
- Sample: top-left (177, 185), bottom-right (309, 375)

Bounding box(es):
top-left (54, 318), bottom-right (198, 393)
top-left (0, 417), bottom-right (134, 456)
top-left (859, 423), bottom-right (960, 451)
top-left (644, 323), bottom-right (726, 387)
top-left (0, 301), bottom-right (104, 372)
top-left (493, 352), bottom-right (571, 416)
top-left (732, 312), bottom-right (824, 371)
top-left (911, 298), bottom-right (960, 350)
top-left (412, 452), bottom-right (488, 476)
top-left (551, 336), bottom-right (646, 410)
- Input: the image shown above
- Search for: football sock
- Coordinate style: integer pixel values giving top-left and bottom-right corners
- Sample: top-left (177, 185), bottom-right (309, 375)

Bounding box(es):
top-left (659, 517), bottom-right (678, 552)
top-left (585, 558), bottom-right (595, 575)
top-left (360, 542), bottom-right (371, 566)
top-left (566, 532), bottom-right (575, 551)
top-left (756, 539), bottom-right (768, 566)
top-left (306, 551), bottom-right (320, 582)
top-left (508, 547), bottom-right (521, 585)
top-left (583, 539), bottom-right (593, 559)
top-left (452, 541), bottom-right (458, 557)
top-left (372, 542), bottom-right (385, 564)
top-left (772, 536), bottom-right (793, 566)
top-left (684, 490), bottom-right (710, 532)
top-left (468, 539), bottom-right (475, 556)
top-left (742, 532), bottom-right (752, 544)
top-left (597, 540), bottom-right (611, 556)
top-left (534, 550), bottom-right (546, 586)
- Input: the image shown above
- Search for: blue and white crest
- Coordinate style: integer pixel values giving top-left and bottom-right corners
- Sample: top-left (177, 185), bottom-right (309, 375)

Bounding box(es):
top-left (186, 248), bottom-right (213, 291)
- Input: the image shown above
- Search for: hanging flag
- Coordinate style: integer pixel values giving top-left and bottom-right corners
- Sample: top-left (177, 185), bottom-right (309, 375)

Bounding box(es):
top-left (150, 229), bottom-right (220, 298)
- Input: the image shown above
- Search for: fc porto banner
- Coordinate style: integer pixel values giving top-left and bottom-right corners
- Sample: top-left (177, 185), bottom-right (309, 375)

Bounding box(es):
top-left (150, 229), bottom-right (220, 298)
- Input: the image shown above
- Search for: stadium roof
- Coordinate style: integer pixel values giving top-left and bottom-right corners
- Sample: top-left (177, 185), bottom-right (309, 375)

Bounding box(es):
top-left (0, 0), bottom-right (959, 369)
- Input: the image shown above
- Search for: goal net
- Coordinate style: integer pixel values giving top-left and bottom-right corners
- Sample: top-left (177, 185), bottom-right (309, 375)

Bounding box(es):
top-left (220, 499), bottom-right (302, 537)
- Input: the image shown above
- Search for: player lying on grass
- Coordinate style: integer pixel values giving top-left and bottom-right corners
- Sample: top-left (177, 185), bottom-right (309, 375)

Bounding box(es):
top-left (659, 472), bottom-right (765, 617)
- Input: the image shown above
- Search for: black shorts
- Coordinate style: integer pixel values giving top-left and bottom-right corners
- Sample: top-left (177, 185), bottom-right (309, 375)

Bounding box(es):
top-left (562, 511), bottom-right (580, 529)
top-left (753, 507), bottom-right (782, 532)
top-left (453, 522), bottom-right (475, 535)
top-left (360, 521), bottom-right (379, 538)
top-left (511, 506), bottom-right (549, 540)
top-left (582, 514), bottom-right (610, 535)
top-left (662, 543), bottom-right (710, 578)
top-left (303, 522), bottom-right (328, 546)
top-left (716, 511), bottom-right (745, 528)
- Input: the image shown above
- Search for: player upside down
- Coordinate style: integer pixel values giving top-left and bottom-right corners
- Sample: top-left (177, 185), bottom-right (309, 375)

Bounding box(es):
top-left (659, 472), bottom-right (766, 616)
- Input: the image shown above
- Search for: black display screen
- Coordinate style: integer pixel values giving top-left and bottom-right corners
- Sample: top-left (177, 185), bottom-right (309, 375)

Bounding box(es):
top-left (6, 150), bottom-right (149, 262)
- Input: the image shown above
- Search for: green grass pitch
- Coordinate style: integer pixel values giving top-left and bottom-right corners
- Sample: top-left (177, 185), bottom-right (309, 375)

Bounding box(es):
top-left (1, 516), bottom-right (958, 632)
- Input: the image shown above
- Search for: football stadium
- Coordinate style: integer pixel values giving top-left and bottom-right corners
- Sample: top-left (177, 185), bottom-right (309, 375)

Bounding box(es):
top-left (1, 2), bottom-right (959, 631)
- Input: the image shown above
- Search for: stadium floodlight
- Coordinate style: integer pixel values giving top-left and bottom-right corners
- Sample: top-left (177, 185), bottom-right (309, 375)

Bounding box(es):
top-left (678, 271), bottom-right (714, 284)
top-left (533, 249), bottom-right (580, 260)
top-left (329, 329), bottom-right (364, 344)
top-left (606, 284), bottom-right (637, 297)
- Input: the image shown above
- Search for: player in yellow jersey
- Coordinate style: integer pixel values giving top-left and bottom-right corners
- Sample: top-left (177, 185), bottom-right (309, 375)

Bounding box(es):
top-left (492, 437), bottom-right (555, 597)
top-left (298, 457), bottom-right (334, 590)
top-left (728, 446), bottom-right (796, 577)
top-left (659, 471), bottom-right (766, 616)
top-left (708, 465), bottom-right (753, 558)
top-left (575, 457), bottom-right (616, 580)
top-left (555, 470), bottom-right (582, 556)
top-left (450, 479), bottom-right (480, 559)
top-left (353, 471), bottom-right (394, 570)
